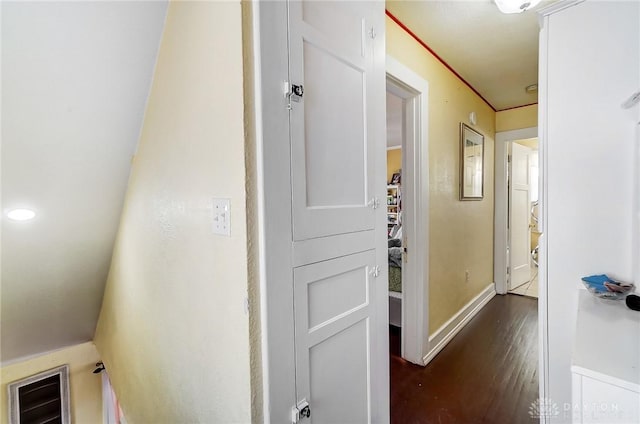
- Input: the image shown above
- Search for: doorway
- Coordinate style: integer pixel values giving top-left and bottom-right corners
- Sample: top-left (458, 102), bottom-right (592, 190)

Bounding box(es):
top-left (385, 56), bottom-right (429, 366)
top-left (507, 138), bottom-right (540, 298)
top-left (494, 126), bottom-right (538, 296)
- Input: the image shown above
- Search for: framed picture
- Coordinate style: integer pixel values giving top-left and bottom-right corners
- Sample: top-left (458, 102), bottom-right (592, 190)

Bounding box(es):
top-left (390, 172), bottom-right (401, 185)
top-left (459, 123), bottom-right (484, 200)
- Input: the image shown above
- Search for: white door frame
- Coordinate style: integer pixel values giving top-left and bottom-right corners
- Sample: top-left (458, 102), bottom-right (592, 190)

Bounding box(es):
top-left (251, 2), bottom-right (297, 422)
top-left (494, 126), bottom-right (537, 295)
top-left (386, 56), bottom-right (429, 365)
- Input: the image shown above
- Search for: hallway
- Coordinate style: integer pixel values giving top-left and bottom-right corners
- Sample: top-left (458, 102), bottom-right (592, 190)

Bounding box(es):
top-left (390, 294), bottom-right (538, 423)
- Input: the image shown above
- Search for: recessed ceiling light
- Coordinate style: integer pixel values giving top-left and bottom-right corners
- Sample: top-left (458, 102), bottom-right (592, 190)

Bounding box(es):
top-left (7, 208), bottom-right (36, 221)
top-left (526, 84), bottom-right (538, 93)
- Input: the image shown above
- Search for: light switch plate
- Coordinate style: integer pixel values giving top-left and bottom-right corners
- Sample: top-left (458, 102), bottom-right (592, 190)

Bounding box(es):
top-left (212, 198), bottom-right (231, 236)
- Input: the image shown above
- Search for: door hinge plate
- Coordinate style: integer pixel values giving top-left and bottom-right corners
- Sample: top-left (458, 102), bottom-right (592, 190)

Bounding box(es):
top-left (284, 81), bottom-right (304, 104)
top-left (292, 400), bottom-right (310, 423)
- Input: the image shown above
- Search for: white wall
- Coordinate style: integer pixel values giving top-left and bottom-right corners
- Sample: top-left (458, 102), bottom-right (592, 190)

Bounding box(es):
top-left (94, 1), bottom-right (255, 422)
top-left (542, 1), bottom-right (639, 421)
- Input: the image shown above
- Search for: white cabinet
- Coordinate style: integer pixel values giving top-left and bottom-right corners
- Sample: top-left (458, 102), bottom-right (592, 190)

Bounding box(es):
top-left (572, 290), bottom-right (640, 423)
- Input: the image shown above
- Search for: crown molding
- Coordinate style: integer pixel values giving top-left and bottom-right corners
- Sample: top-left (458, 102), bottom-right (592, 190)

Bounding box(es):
top-left (538, 0), bottom-right (586, 28)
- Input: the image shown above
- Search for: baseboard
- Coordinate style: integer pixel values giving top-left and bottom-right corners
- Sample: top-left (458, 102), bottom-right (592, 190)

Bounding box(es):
top-left (423, 283), bottom-right (496, 365)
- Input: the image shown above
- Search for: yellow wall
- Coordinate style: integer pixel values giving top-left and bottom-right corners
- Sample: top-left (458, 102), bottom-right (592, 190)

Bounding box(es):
top-left (1, 342), bottom-right (102, 424)
top-left (495, 104), bottom-right (538, 132)
top-left (94, 2), bottom-right (253, 423)
top-left (386, 17), bottom-right (496, 334)
top-left (386, 148), bottom-right (402, 183)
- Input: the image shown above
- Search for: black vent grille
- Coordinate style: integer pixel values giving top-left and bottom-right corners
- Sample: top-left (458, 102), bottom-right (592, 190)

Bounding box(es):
top-left (18, 374), bottom-right (62, 424)
top-left (8, 365), bottom-right (70, 424)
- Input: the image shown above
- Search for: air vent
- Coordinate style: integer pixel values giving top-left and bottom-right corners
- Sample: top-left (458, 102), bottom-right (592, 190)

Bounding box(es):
top-left (8, 365), bottom-right (70, 424)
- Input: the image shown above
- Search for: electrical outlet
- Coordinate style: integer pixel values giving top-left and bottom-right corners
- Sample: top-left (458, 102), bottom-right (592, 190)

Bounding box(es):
top-left (212, 198), bottom-right (231, 236)
top-left (465, 270), bottom-right (470, 283)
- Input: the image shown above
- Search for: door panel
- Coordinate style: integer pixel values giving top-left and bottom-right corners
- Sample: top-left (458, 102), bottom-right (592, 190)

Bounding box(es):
top-left (257, 1), bottom-right (386, 422)
top-left (309, 320), bottom-right (369, 424)
top-left (308, 267), bottom-right (367, 329)
top-left (509, 143), bottom-right (532, 289)
top-left (287, 1), bottom-right (386, 422)
top-left (294, 250), bottom-right (375, 424)
top-left (289, 0), bottom-right (376, 240)
top-left (301, 1), bottom-right (365, 59)
top-left (303, 42), bottom-right (365, 208)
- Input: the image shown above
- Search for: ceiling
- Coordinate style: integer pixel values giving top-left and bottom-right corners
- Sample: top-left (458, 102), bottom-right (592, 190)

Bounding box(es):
top-left (1, 1), bottom-right (167, 363)
top-left (386, 0), bottom-right (548, 111)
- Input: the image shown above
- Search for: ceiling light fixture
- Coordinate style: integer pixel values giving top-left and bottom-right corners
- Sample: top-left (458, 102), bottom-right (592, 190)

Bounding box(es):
top-left (494, 0), bottom-right (541, 14)
top-left (7, 208), bottom-right (36, 221)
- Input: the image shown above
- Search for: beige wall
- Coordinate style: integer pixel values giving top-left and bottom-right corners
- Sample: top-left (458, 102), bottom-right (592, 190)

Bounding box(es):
top-left (514, 137), bottom-right (538, 150)
top-left (386, 148), bottom-right (402, 183)
top-left (94, 2), bottom-right (253, 423)
top-left (495, 104), bottom-right (538, 132)
top-left (240, 1), bottom-right (263, 422)
top-left (386, 17), bottom-right (496, 334)
top-left (1, 342), bottom-right (102, 424)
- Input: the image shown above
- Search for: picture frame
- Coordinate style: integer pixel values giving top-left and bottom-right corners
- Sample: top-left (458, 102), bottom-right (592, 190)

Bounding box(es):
top-left (390, 172), bottom-right (401, 185)
top-left (459, 123), bottom-right (484, 200)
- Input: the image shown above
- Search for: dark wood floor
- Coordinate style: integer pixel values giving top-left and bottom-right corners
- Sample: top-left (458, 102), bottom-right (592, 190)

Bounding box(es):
top-left (390, 294), bottom-right (538, 424)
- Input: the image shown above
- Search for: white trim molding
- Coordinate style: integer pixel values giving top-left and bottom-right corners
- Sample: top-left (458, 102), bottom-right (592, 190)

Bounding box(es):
top-left (423, 284), bottom-right (496, 365)
top-left (538, 0), bottom-right (586, 27)
top-left (494, 126), bottom-right (538, 295)
top-left (386, 55), bottom-right (430, 366)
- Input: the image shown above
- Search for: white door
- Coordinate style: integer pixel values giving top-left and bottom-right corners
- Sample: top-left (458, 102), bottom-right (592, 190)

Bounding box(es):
top-left (293, 250), bottom-right (376, 423)
top-left (289, 0), bottom-right (377, 241)
top-left (509, 142), bottom-right (532, 290)
top-left (287, 0), bottom-right (387, 422)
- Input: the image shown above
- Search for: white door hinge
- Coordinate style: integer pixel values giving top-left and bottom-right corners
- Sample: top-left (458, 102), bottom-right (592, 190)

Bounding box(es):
top-left (284, 80), bottom-right (304, 105)
top-left (369, 265), bottom-right (380, 278)
top-left (367, 197), bottom-right (380, 209)
top-left (291, 400), bottom-right (310, 423)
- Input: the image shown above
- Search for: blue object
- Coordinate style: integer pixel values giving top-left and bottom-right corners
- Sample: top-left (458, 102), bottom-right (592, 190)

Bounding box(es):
top-left (581, 274), bottom-right (613, 293)
top-left (581, 274), bottom-right (635, 300)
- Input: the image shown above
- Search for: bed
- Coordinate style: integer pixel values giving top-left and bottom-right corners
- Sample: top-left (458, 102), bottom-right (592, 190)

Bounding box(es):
top-left (388, 238), bottom-right (403, 294)
top-left (389, 266), bottom-right (402, 294)
top-left (388, 238), bottom-right (403, 327)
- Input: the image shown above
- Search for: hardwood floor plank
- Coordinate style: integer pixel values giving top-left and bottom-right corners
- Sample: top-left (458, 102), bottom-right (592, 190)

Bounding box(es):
top-left (390, 294), bottom-right (538, 424)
